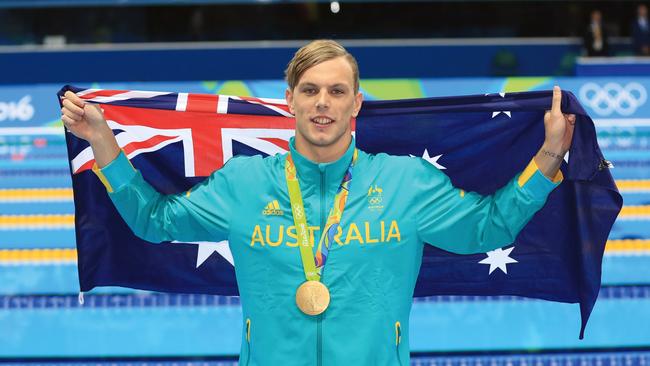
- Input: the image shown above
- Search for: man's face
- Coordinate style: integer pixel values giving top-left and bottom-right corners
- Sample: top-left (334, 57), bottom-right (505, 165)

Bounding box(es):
top-left (591, 10), bottom-right (602, 23)
top-left (285, 56), bottom-right (363, 157)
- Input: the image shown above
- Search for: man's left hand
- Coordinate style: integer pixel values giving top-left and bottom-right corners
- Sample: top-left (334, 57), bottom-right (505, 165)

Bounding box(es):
top-left (533, 86), bottom-right (576, 180)
top-left (544, 85), bottom-right (576, 155)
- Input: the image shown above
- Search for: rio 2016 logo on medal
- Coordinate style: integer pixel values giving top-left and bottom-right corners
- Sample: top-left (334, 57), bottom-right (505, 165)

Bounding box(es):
top-left (367, 184), bottom-right (384, 212)
top-left (296, 280), bottom-right (330, 316)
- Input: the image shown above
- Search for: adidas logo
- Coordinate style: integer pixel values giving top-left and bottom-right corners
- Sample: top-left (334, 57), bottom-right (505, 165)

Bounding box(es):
top-left (262, 200), bottom-right (284, 216)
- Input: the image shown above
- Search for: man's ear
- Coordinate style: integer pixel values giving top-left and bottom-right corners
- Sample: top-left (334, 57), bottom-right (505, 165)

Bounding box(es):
top-left (352, 91), bottom-right (364, 118)
top-left (285, 88), bottom-right (295, 115)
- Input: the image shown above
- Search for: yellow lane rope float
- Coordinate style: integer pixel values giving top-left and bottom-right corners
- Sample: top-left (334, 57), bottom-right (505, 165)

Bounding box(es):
top-left (0, 188), bottom-right (73, 202)
top-left (0, 214), bottom-right (74, 229)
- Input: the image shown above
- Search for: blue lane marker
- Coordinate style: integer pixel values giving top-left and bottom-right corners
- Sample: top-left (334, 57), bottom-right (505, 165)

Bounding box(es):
top-left (0, 202), bottom-right (74, 215)
top-left (1, 351), bottom-right (650, 366)
top-left (1, 285), bottom-right (649, 310)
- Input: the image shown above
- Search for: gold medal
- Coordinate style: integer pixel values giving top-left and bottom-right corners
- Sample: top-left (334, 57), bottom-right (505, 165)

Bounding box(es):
top-left (295, 280), bottom-right (330, 316)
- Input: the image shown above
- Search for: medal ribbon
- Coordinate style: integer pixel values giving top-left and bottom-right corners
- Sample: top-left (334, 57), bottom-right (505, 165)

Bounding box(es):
top-left (285, 149), bottom-right (357, 282)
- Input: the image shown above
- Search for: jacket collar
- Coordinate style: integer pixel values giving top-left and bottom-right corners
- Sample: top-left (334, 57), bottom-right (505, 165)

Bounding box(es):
top-left (287, 136), bottom-right (356, 187)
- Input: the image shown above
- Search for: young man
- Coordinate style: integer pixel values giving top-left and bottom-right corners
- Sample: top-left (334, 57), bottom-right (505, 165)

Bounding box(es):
top-left (61, 40), bottom-right (575, 366)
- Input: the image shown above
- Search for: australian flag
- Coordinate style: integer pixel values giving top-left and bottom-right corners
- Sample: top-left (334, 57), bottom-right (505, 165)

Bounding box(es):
top-left (58, 86), bottom-right (622, 339)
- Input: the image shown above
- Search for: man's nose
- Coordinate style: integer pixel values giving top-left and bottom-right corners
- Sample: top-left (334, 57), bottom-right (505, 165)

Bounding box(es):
top-left (316, 90), bottom-right (329, 109)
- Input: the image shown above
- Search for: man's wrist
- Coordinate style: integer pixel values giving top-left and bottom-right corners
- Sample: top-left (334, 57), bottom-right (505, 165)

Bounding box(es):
top-left (540, 148), bottom-right (564, 162)
top-left (533, 140), bottom-right (566, 181)
top-left (87, 126), bottom-right (115, 146)
top-left (89, 128), bottom-right (121, 168)
top-left (540, 141), bottom-right (566, 160)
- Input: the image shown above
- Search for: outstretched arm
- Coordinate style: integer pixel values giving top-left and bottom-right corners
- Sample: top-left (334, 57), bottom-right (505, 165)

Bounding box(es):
top-left (61, 90), bottom-right (232, 243)
top-left (416, 86), bottom-right (575, 254)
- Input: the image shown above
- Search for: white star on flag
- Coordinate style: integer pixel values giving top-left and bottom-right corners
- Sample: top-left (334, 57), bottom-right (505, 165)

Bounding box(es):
top-left (487, 92), bottom-right (511, 118)
top-left (173, 241), bottom-right (234, 268)
top-left (478, 246), bottom-right (518, 275)
top-left (492, 110), bottom-right (512, 118)
top-left (410, 149), bottom-right (446, 169)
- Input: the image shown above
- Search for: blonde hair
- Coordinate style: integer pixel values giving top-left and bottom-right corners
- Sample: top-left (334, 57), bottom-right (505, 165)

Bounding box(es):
top-left (285, 39), bottom-right (360, 93)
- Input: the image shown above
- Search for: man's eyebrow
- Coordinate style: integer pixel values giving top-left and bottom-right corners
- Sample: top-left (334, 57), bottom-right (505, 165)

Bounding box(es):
top-left (297, 82), bottom-right (318, 88)
top-left (329, 83), bottom-right (350, 89)
top-left (297, 82), bottom-right (350, 89)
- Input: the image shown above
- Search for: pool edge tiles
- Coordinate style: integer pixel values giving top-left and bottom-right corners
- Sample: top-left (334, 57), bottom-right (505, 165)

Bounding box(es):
top-left (409, 296), bottom-right (650, 352)
top-left (0, 304), bottom-right (244, 357)
top-left (1, 352), bottom-right (650, 366)
top-left (410, 351), bottom-right (650, 366)
top-left (1, 293), bottom-right (649, 357)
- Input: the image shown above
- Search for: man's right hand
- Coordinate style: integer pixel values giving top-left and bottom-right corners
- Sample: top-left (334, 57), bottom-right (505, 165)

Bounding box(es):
top-left (61, 90), bottom-right (121, 168)
top-left (61, 91), bottom-right (108, 143)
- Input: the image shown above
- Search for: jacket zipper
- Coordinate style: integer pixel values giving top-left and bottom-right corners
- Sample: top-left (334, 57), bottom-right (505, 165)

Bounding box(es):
top-left (317, 171), bottom-right (326, 366)
top-left (245, 318), bottom-right (252, 366)
top-left (395, 321), bottom-right (403, 366)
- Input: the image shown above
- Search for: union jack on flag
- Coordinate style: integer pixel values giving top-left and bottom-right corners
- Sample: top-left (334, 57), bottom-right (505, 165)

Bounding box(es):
top-left (59, 85), bottom-right (621, 339)
top-left (68, 87), bottom-right (298, 177)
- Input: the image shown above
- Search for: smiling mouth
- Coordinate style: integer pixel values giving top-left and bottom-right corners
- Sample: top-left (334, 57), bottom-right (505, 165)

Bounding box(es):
top-left (311, 117), bottom-right (334, 125)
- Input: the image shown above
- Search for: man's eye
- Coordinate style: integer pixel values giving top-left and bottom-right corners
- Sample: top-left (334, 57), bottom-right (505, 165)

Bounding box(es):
top-left (303, 88), bottom-right (316, 94)
top-left (331, 89), bottom-right (344, 95)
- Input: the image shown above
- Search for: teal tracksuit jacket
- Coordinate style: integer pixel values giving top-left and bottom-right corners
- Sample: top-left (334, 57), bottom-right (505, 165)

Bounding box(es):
top-left (95, 136), bottom-right (561, 366)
